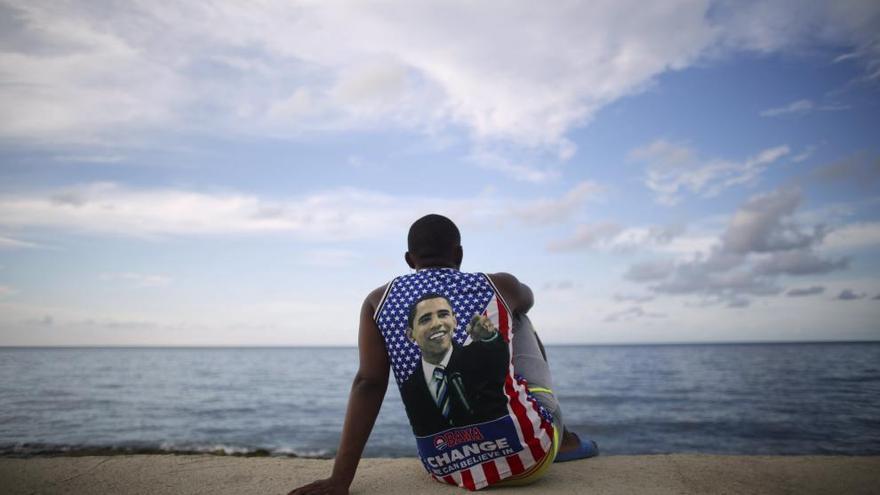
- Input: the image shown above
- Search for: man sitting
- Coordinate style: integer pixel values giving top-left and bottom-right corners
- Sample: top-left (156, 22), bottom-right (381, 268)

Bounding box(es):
top-left (290, 214), bottom-right (597, 494)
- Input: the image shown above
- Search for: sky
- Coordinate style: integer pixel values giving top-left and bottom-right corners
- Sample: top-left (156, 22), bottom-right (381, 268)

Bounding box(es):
top-left (0, 0), bottom-right (879, 346)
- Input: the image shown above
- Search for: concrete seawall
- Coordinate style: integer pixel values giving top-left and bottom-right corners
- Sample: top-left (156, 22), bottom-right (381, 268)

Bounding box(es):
top-left (2, 454), bottom-right (879, 494)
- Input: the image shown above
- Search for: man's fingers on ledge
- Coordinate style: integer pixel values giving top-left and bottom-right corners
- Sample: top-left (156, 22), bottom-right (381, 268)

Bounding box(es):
top-left (287, 479), bottom-right (347, 495)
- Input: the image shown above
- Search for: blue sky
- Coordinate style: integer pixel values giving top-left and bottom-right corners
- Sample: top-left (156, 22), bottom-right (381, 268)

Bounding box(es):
top-left (1, 0), bottom-right (878, 346)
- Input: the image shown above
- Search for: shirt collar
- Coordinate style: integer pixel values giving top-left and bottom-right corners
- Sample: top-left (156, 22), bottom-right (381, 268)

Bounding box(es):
top-left (421, 345), bottom-right (453, 382)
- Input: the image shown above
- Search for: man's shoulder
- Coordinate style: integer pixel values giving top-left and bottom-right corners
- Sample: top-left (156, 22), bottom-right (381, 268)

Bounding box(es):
top-left (486, 271), bottom-right (521, 288)
top-left (363, 283), bottom-right (390, 314)
top-left (485, 272), bottom-right (531, 314)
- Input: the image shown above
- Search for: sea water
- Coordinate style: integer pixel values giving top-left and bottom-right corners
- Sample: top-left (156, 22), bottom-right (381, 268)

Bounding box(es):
top-left (1, 343), bottom-right (878, 457)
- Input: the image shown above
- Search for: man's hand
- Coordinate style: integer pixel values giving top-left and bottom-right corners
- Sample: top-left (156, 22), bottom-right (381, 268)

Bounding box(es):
top-left (467, 314), bottom-right (497, 341)
top-left (288, 477), bottom-right (347, 495)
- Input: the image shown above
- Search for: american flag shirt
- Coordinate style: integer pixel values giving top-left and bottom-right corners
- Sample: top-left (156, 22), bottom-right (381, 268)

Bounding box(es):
top-left (374, 268), bottom-right (555, 491)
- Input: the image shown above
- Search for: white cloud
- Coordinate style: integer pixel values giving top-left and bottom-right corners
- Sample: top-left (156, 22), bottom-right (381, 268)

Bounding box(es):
top-left (811, 153), bottom-right (880, 190)
top-left (631, 140), bottom-right (790, 205)
top-left (347, 155), bottom-right (366, 168)
top-left (0, 4), bottom-right (179, 142)
top-left (612, 293), bottom-right (655, 303)
top-left (624, 259), bottom-right (677, 282)
top-left (760, 99), bottom-right (850, 117)
top-left (0, 234), bottom-right (39, 249)
top-left (333, 61), bottom-right (409, 106)
top-left (0, 182), bottom-right (405, 240)
top-left (2, 0), bottom-right (876, 166)
top-left (712, 0), bottom-right (880, 78)
top-left (301, 249), bottom-right (361, 268)
top-left (791, 146), bottom-right (816, 163)
top-left (625, 187), bottom-right (852, 305)
top-left (0, 181), bottom-right (601, 241)
top-left (51, 153), bottom-right (127, 164)
top-left (603, 305), bottom-right (666, 322)
top-left (786, 286), bottom-right (825, 297)
top-left (722, 187), bottom-right (822, 254)
top-left (760, 99), bottom-right (815, 117)
top-left (100, 272), bottom-right (172, 288)
top-left (655, 234), bottom-right (719, 259)
top-left (466, 149), bottom-right (561, 183)
top-left (543, 280), bottom-right (578, 291)
top-left (752, 251), bottom-right (848, 276)
top-left (513, 181), bottom-right (604, 223)
top-left (607, 225), bottom-right (685, 252)
top-left (547, 222), bottom-right (683, 252)
top-left (822, 222), bottom-right (880, 251)
top-left (0, 1), bottom-right (718, 149)
top-left (547, 223), bottom-right (622, 252)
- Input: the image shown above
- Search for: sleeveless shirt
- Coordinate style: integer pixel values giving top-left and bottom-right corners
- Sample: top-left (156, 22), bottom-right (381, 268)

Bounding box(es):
top-left (374, 268), bottom-right (555, 490)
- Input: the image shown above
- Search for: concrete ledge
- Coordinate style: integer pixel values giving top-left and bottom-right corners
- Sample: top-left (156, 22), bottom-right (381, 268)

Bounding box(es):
top-left (2, 454), bottom-right (879, 494)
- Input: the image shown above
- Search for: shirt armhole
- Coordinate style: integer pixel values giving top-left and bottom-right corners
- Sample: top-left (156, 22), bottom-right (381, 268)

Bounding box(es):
top-left (373, 278), bottom-right (397, 321)
top-left (483, 273), bottom-right (514, 317)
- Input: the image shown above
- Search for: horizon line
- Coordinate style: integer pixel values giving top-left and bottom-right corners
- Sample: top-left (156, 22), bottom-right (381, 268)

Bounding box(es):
top-left (2, 339), bottom-right (879, 349)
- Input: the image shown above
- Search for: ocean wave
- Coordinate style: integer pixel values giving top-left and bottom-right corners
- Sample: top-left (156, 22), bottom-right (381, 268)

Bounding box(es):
top-left (0, 442), bottom-right (333, 459)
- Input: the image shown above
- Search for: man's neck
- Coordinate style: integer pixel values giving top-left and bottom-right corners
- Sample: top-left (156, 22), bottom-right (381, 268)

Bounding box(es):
top-left (415, 263), bottom-right (458, 270)
top-left (422, 346), bottom-right (453, 366)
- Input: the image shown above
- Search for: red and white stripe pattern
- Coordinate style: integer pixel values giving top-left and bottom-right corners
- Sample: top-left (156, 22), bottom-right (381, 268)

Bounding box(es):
top-left (432, 277), bottom-right (554, 491)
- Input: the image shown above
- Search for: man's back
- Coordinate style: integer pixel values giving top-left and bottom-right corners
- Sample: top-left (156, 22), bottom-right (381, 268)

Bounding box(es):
top-left (372, 267), bottom-right (555, 489)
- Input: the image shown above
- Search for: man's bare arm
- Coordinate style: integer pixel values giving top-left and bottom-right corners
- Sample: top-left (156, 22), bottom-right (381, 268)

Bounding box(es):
top-left (488, 272), bottom-right (533, 314)
top-left (489, 272), bottom-right (548, 361)
top-left (289, 286), bottom-right (390, 495)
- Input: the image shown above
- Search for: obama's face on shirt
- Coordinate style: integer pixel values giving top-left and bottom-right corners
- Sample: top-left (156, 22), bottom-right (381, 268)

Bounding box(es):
top-left (407, 297), bottom-right (456, 364)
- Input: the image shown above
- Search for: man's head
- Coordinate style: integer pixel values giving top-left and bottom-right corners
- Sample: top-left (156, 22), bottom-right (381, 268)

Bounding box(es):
top-left (405, 214), bottom-right (462, 269)
top-left (407, 293), bottom-right (457, 364)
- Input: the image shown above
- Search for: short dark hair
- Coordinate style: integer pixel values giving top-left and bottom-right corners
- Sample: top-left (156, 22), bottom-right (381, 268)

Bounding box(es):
top-left (407, 292), bottom-right (454, 329)
top-left (407, 214), bottom-right (460, 264)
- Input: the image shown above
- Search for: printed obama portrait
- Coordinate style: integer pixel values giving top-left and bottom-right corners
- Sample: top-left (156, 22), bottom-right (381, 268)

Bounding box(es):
top-left (400, 292), bottom-right (510, 436)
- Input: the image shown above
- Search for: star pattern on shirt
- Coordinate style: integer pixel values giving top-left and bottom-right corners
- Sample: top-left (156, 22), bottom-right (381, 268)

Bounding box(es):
top-left (376, 269), bottom-right (494, 386)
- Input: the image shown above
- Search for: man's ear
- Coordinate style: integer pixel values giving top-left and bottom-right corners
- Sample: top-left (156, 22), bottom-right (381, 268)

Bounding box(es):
top-left (453, 245), bottom-right (463, 268)
top-left (406, 327), bottom-right (414, 342)
top-left (405, 251), bottom-right (416, 269)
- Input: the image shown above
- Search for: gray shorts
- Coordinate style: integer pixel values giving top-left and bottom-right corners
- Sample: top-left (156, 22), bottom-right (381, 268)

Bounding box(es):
top-left (511, 314), bottom-right (563, 428)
